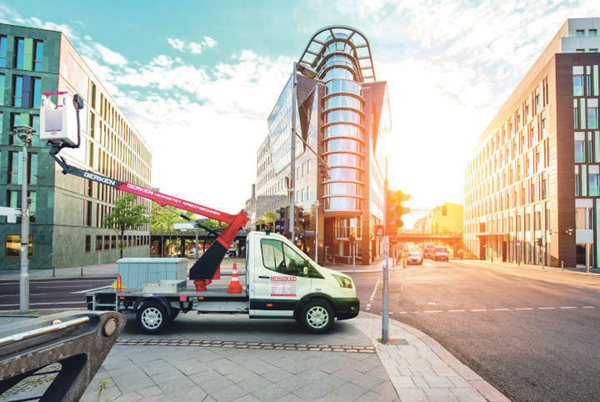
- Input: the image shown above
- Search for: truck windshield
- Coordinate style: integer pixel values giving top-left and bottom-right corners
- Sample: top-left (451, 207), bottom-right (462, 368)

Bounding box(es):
top-left (260, 238), bottom-right (323, 278)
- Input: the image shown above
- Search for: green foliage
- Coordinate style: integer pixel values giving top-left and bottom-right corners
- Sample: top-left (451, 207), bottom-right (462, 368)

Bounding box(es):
top-left (150, 201), bottom-right (195, 232)
top-left (104, 194), bottom-right (150, 258)
top-left (263, 211), bottom-right (278, 224)
top-left (199, 218), bottom-right (222, 231)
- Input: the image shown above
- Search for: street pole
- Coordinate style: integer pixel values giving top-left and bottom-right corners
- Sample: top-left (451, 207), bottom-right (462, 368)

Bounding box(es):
top-left (382, 236), bottom-right (390, 342)
top-left (195, 227), bottom-right (199, 261)
top-left (289, 63), bottom-right (298, 243)
top-left (16, 126), bottom-right (34, 314)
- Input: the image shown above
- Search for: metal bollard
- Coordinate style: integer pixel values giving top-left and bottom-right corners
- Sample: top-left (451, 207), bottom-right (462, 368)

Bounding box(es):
top-left (80, 266), bottom-right (83, 277)
top-left (561, 261), bottom-right (564, 272)
top-left (52, 266), bottom-right (55, 277)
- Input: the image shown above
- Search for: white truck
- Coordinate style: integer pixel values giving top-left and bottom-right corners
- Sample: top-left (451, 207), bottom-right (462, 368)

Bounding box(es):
top-left (40, 92), bottom-right (359, 334)
top-left (87, 231), bottom-right (359, 334)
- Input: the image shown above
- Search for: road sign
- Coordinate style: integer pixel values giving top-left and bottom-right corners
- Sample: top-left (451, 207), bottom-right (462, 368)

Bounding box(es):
top-left (0, 206), bottom-right (21, 223)
top-left (173, 222), bottom-right (195, 231)
top-left (375, 225), bottom-right (384, 237)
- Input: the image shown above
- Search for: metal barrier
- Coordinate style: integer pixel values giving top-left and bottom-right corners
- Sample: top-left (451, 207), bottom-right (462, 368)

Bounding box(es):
top-left (0, 311), bottom-right (126, 402)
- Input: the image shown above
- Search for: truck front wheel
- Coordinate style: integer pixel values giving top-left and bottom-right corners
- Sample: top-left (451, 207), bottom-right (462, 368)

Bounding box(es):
top-left (300, 300), bottom-right (334, 334)
top-left (137, 302), bottom-right (168, 334)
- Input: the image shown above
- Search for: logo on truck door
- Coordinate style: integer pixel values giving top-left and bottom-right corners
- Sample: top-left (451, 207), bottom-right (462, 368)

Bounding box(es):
top-left (270, 276), bottom-right (297, 297)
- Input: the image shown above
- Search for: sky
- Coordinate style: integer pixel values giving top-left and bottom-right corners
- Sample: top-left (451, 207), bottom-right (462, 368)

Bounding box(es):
top-left (1, 0), bottom-right (597, 227)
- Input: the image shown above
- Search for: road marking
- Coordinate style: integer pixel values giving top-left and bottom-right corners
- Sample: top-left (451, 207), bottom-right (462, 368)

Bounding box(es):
top-left (538, 307), bottom-right (555, 310)
top-left (0, 279), bottom-right (113, 285)
top-left (448, 309), bottom-right (466, 313)
top-left (37, 285), bottom-right (101, 289)
top-left (366, 277), bottom-right (381, 312)
top-left (0, 293), bottom-right (47, 298)
top-left (71, 285), bottom-right (110, 294)
top-left (571, 286), bottom-right (584, 289)
top-left (0, 301), bottom-right (86, 308)
top-left (424, 310), bottom-right (442, 313)
top-left (515, 308), bottom-right (534, 311)
top-left (493, 308), bottom-right (511, 311)
top-left (560, 307), bottom-right (577, 309)
top-left (471, 309), bottom-right (487, 312)
top-left (397, 312), bottom-right (408, 314)
top-left (427, 302), bottom-right (437, 305)
top-left (582, 306), bottom-right (596, 309)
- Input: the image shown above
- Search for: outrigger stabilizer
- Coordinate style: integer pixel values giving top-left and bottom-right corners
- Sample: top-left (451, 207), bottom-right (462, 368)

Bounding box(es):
top-left (43, 92), bottom-right (249, 291)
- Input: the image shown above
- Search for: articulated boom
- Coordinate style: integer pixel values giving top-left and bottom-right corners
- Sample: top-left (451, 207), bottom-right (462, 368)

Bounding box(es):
top-left (50, 149), bottom-right (249, 283)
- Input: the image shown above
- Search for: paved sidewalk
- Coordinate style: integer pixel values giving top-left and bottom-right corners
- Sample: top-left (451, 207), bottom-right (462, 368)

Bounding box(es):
top-left (74, 313), bottom-right (508, 402)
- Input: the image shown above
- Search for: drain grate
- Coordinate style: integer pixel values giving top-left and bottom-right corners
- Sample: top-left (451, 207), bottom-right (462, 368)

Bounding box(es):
top-left (116, 339), bottom-right (376, 354)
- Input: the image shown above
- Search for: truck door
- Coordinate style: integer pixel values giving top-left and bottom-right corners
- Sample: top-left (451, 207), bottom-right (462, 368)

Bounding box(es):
top-left (250, 237), bottom-right (312, 318)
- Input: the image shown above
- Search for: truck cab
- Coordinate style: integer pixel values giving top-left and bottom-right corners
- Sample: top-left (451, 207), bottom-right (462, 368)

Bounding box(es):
top-left (88, 231), bottom-right (360, 334)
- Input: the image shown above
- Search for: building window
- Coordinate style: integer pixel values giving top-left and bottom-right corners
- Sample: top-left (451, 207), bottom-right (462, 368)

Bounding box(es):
top-left (13, 76), bottom-right (23, 107)
top-left (575, 166), bottom-right (580, 196)
top-left (28, 153), bottom-right (38, 185)
top-left (589, 172), bottom-right (600, 196)
top-left (85, 235), bottom-right (92, 253)
top-left (576, 29), bottom-right (585, 37)
top-left (0, 74), bottom-right (5, 107)
top-left (33, 40), bottom-right (43, 71)
top-left (5, 234), bottom-right (34, 258)
top-left (32, 78), bottom-right (41, 108)
top-left (575, 139), bottom-right (585, 162)
top-left (590, 29), bottom-right (598, 36)
top-left (96, 235), bottom-right (102, 252)
top-left (104, 235), bottom-right (110, 250)
top-left (14, 38), bottom-right (24, 69)
top-left (8, 151), bottom-right (20, 184)
top-left (89, 112), bottom-right (95, 138)
top-left (588, 106), bottom-right (599, 129)
top-left (90, 82), bottom-right (97, 109)
top-left (111, 235), bottom-right (116, 249)
top-left (0, 35), bottom-right (6, 67)
top-left (575, 207), bottom-right (593, 229)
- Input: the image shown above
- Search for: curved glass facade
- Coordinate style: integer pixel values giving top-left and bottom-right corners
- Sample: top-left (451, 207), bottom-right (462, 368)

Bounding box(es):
top-left (318, 42), bottom-right (366, 212)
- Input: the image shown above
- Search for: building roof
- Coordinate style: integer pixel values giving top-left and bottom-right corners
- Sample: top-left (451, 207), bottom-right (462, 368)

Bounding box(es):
top-left (298, 25), bottom-right (376, 83)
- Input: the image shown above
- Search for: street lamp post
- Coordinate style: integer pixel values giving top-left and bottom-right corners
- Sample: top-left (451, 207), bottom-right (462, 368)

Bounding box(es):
top-left (289, 63), bottom-right (298, 242)
top-left (15, 125), bottom-right (35, 314)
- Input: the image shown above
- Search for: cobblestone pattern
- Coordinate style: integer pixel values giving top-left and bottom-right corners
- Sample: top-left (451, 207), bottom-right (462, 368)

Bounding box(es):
top-left (117, 339), bottom-right (376, 354)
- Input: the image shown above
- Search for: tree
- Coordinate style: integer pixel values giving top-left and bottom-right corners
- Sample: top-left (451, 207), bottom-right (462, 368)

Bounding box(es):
top-left (150, 201), bottom-right (194, 232)
top-left (104, 194), bottom-right (150, 258)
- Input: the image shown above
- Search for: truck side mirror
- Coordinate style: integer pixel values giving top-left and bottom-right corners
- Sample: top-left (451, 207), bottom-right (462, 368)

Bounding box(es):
top-left (303, 266), bottom-right (308, 276)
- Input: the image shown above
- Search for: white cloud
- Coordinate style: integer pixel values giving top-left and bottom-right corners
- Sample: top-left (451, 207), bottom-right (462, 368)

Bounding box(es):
top-left (94, 43), bottom-right (128, 67)
top-left (168, 36), bottom-right (219, 54)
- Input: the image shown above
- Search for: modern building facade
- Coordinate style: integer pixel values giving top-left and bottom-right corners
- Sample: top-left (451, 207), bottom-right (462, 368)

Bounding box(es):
top-left (464, 18), bottom-right (600, 267)
top-left (253, 26), bottom-right (391, 264)
top-left (0, 23), bottom-right (152, 269)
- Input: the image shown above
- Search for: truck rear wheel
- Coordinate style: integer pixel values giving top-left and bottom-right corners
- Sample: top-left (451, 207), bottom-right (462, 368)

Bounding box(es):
top-left (300, 300), bottom-right (334, 334)
top-left (137, 302), bottom-right (168, 334)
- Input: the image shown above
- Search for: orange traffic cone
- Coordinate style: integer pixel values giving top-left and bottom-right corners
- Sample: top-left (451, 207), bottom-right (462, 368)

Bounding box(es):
top-left (228, 263), bottom-right (243, 294)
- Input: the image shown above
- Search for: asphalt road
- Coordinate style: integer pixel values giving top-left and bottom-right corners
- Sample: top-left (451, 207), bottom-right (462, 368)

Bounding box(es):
top-left (0, 277), bottom-right (114, 311)
top-left (345, 259), bottom-right (600, 402)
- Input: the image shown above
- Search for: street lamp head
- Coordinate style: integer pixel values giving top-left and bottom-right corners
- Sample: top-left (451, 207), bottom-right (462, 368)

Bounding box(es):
top-left (296, 62), bottom-right (318, 79)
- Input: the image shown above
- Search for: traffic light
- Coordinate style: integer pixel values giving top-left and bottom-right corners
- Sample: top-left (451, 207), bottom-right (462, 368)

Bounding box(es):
top-left (275, 207), bottom-right (288, 235)
top-left (386, 189), bottom-right (410, 236)
top-left (294, 206), bottom-right (305, 228)
top-left (536, 237), bottom-right (542, 247)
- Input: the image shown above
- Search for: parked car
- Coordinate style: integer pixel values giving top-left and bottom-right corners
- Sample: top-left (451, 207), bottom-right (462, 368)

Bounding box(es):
top-left (433, 246), bottom-right (449, 261)
top-left (407, 251), bottom-right (423, 265)
top-left (423, 244), bottom-right (435, 259)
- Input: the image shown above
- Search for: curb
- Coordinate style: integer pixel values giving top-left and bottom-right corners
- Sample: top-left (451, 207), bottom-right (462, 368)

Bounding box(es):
top-left (354, 312), bottom-right (509, 402)
top-left (0, 276), bottom-right (116, 283)
top-left (461, 259), bottom-right (600, 276)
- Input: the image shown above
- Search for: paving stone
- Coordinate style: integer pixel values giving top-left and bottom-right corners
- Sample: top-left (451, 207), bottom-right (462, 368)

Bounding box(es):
top-left (395, 387), bottom-right (429, 402)
top-left (469, 380), bottom-right (510, 402)
top-left (424, 374), bottom-right (456, 388)
top-left (190, 374), bottom-right (233, 393)
top-left (113, 392), bottom-right (143, 402)
top-left (332, 381), bottom-right (369, 400)
top-left (110, 368), bottom-right (154, 394)
top-left (236, 376), bottom-right (273, 393)
top-left (136, 386), bottom-right (164, 397)
top-left (171, 358), bottom-right (207, 376)
top-left (233, 394), bottom-right (262, 402)
top-left (424, 387), bottom-right (460, 402)
top-left (389, 375), bottom-right (416, 389)
top-left (157, 377), bottom-right (195, 394)
top-left (450, 387), bottom-right (487, 402)
top-left (261, 368), bottom-right (294, 383)
top-left (212, 358), bottom-right (244, 376)
top-left (207, 384), bottom-right (249, 401)
top-left (140, 358), bottom-right (178, 376)
top-left (449, 376), bottom-right (471, 388)
top-left (249, 383), bottom-right (291, 401)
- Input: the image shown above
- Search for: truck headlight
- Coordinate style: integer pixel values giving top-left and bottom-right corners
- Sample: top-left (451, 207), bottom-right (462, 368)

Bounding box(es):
top-left (332, 274), bottom-right (353, 289)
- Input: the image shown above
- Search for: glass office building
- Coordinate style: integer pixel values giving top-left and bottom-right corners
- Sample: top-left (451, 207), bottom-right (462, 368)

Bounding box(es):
top-left (0, 23), bottom-right (152, 269)
top-left (464, 18), bottom-right (600, 268)
top-left (254, 26), bottom-right (391, 264)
